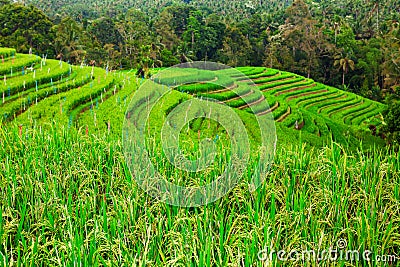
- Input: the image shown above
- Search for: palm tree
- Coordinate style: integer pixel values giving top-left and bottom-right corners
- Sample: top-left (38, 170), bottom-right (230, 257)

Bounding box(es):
top-left (334, 55), bottom-right (355, 86)
top-left (333, 22), bottom-right (340, 44)
top-left (53, 17), bottom-right (86, 64)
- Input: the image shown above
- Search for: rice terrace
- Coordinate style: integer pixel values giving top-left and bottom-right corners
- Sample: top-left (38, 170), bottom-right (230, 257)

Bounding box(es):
top-left (0, 0), bottom-right (400, 266)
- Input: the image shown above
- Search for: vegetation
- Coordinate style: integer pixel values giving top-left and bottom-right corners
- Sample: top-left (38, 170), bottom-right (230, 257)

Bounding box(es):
top-left (0, 0), bottom-right (399, 264)
top-left (1, 123), bottom-right (399, 266)
top-left (0, 0), bottom-right (398, 102)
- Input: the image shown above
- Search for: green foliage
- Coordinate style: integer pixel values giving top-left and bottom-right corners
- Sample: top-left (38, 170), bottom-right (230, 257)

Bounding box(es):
top-left (87, 17), bottom-right (123, 47)
top-left (383, 100), bottom-right (400, 144)
top-left (1, 0), bottom-right (398, 100)
top-left (0, 3), bottom-right (54, 55)
top-left (0, 59), bottom-right (71, 96)
top-left (153, 68), bottom-right (216, 86)
top-left (0, 48), bottom-right (16, 58)
top-left (0, 53), bottom-right (40, 75)
top-left (0, 48), bottom-right (396, 266)
top-left (0, 124), bottom-right (398, 264)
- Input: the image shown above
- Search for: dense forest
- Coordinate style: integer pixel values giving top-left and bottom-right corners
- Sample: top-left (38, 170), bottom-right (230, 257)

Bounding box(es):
top-left (1, 0), bottom-right (399, 102)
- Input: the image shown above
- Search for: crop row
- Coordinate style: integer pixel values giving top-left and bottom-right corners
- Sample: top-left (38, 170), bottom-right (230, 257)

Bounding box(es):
top-left (0, 48), bottom-right (16, 58)
top-left (262, 80), bottom-right (313, 101)
top-left (0, 59), bottom-right (71, 97)
top-left (302, 91), bottom-right (347, 109)
top-left (258, 77), bottom-right (305, 92)
top-left (280, 110), bottom-right (303, 128)
top-left (2, 67), bottom-right (92, 122)
top-left (294, 88), bottom-right (340, 107)
top-left (176, 73), bottom-right (234, 94)
top-left (2, 69), bottom-right (81, 107)
top-left (244, 100), bottom-right (278, 114)
top-left (312, 96), bottom-right (355, 115)
top-left (299, 110), bottom-right (320, 135)
top-left (352, 103), bottom-right (384, 125)
top-left (247, 68), bottom-right (280, 79)
top-left (312, 115), bottom-right (330, 137)
top-left (197, 83), bottom-right (252, 102)
top-left (0, 54), bottom-right (41, 75)
top-left (76, 77), bottom-right (136, 134)
top-left (15, 67), bottom-right (114, 126)
top-left (277, 83), bottom-right (322, 99)
top-left (225, 91), bottom-right (264, 108)
top-left (325, 98), bottom-right (362, 117)
top-left (342, 102), bottom-right (378, 125)
top-left (153, 68), bottom-right (216, 86)
top-left (352, 108), bottom-right (384, 126)
top-left (233, 67), bottom-right (266, 77)
top-left (270, 101), bottom-right (289, 120)
top-left (253, 73), bottom-right (295, 85)
top-left (316, 95), bottom-right (354, 114)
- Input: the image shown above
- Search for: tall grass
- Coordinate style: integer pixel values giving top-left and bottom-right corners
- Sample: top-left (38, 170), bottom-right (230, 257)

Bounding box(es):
top-left (0, 123), bottom-right (398, 266)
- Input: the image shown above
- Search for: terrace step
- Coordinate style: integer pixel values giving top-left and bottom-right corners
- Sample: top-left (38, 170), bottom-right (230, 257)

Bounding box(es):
top-left (199, 76), bottom-right (218, 84)
top-left (317, 95), bottom-right (353, 113)
top-left (328, 100), bottom-right (364, 118)
top-left (354, 109), bottom-right (384, 126)
top-left (276, 107), bottom-right (291, 122)
top-left (275, 83), bottom-right (317, 97)
top-left (349, 105), bottom-right (382, 125)
top-left (304, 94), bottom-right (347, 109)
top-left (0, 54), bottom-right (41, 76)
top-left (256, 101), bottom-right (280, 116)
top-left (295, 91), bottom-right (342, 108)
top-left (224, 89), bottom-right (254, 102)
top-left (238, 95), bottom-right (266, 110)
top-left (253, 76), bottom-right (295, 86)
top-left (261, 79), bottom-right (306, 92)
top-left (287, 89), bottom-right (329, 101)
top-left (343, 103), bottom-right (376, 124)
top-left (207, 82), bottom-right (238, 94)
top-left (251, 71), bottom-right (282, 81)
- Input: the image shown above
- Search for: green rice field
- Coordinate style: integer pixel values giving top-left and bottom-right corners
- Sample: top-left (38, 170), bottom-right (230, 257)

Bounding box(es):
top-left (0, 48), bottom-right (399, 266)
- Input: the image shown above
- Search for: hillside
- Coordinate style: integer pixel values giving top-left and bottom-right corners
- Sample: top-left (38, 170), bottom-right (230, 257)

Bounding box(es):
top-left (20, 0), bottom-right (400, 24)
top-left (3, 0), bottom-right (399, 102)
top-left (20, 0), bottom-right (290, 20)
top-left (0, 47), bottom-right (386, 150)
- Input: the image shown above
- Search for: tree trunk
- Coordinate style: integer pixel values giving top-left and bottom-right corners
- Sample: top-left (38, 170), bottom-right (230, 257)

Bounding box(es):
top-left (342, 71), bottom-right (345, 86)
top-left (191, 31), bottom-right (195, 51)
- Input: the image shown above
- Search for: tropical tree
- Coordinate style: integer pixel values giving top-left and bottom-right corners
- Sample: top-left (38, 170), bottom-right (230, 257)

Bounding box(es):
top-left (116, 8), bottom-right (153, 68)
top-left (0, 2), bottom-right (54, 55)
top-left (334, 55), bottom-right (355, 86)
top-left (381, 23), bottom-right (400, 94)
top-left (154, 10), bottom-right (180, 52)
top-left (382, 97), bottom-right (400, 145)
top-left (264, 33), bottom-right (282, 69)
top-left (53, 16), bottom-right (86, 63)
top-left (219, 26), bottom-right (250, 67)
top-left (87, 17), bottom-right (123, 48)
